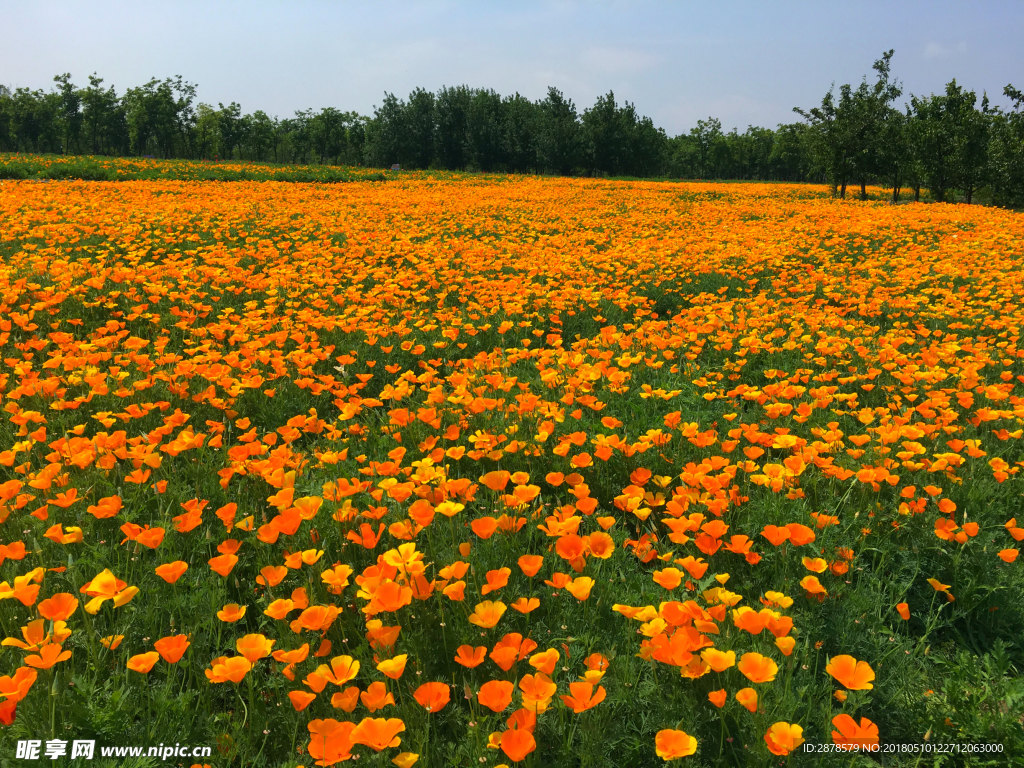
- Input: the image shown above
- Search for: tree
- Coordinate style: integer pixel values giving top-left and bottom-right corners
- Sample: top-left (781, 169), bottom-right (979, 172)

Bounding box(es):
top-left (502, 93), bottom-right (538, 173)
top-left (690, 117), bottom-right (723, 178)
top-left (537, 87), bottom-right (579, 175)
top-left (216, 102), bottom-right (244, 160)
top-left (52, 74), bottom-right (83, 154)
top-left (435, 85), bottom-right (471, 170)
top-left (466, 88), bottom-right (505, 172)
top-left (796, 51), bottom-right (901, 199)
top-left (988, 85), bottom-right (1024, 208)
top-left (911, 79), bottom-right (990, 203)
top-left (365, 93), bottom-right (406, 167)
top-left (406, 88), bottom-right (435, 169)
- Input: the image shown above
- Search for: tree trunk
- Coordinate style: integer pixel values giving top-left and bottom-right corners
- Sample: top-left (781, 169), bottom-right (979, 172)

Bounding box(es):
top-left (860, 180), bottom-right (867, 201)
top-left (914, 185), bottom-right (921, 202)
top-left (840, 181), bottom-right (847, 199)
top-left (965, 183), bottom-right (973, 204)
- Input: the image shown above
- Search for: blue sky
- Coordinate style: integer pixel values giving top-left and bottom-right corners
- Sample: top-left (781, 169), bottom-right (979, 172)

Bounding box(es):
top-left (3, 0), bottom-right (1021, 134)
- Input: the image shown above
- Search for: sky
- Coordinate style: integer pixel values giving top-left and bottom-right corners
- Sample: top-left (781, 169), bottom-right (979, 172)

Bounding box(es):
top-left (2, 0), bottom-right (1022, 135)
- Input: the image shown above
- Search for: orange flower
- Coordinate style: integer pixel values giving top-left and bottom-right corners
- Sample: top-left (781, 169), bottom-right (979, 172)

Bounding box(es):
top-left (81, 569), bottom-right (138, 614)
top-left (318, 655), bottom-right (360, 685)
top-left (350, 717), bottom-right (406, 751)
top-left (998, 549), bottom-right (1019, 563)
top-left (560, 682), bottom-right (606, 713)
top-left (765, 722), bottom-right (804, 755)
top-left (826, 655), bottom-right (875, 690)
top-left (469, 600), bottom-right (507, 629)
top-left (155, 561), bottom-right (189, 584)
top-left (37, 593), bottom-right (78, 621)
top-left (529, 648), bottom-right (559, 675)
top-left (307, 718), bottom-right (356, 766)
top-left (775, 637), bottom-right (796, 656)
top-left (455, 645), bottom-right (487, 668)
top-left (499, 728), bottom-right (536, 762)
top-left (517, 554), bottom-right (544, 576)
top-left (217, 603), bottom-right (247, 622)
top-left (481, 567), bottom-right (511, 595)
top-left (737, 652), bottom-right (778, 683)
top-left (831, 714), bottom-right (879, 750)
top-left (736, 687), bottom-right (758, 712)
top-left (655, 729), bottom-right (697, 759)
top-left (331, 687), bottom-right (360, 713)
top-left (236, 633), bottom-right (274, 663)
top-left (413, 681), bottom-right (450, 713)
top-left (126, 652), bottom-right (160, 674)
top-left (800, 575), bottom-right (827, 597)
top-left (700, 648), bottom-right (736, 672)
top-left (565, 576), bottom-right (594, 601)
top-left (376, 654), bottom-right (407, 679)
top-left (896, 602), bottom-right (910, 620)
top-left (153, 634), bottom-right (190, 663)
top-left (478, 680), bottom-right (514, 712)
top-left (0, 667), bottom-right (37, 703)
top-left (208, 553), bottom-right (238, 577)
top-left (652, 567), bottom-right (683, 590)
top-left (288, 690), bottom-right (316, 711)
top-left (511, 597), bottom-right (540, 614)
top-left (23, 642), bottom-right (71, 670)
top-left (205, 656), bottom-right (252, 683)
top-left (708, 689), bottom-right (727, 708)
top-left (360, 681), bottom-right (395, 712)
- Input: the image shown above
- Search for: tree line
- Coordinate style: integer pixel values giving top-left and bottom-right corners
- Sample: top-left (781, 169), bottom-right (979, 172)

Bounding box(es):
top-left (0, 53), bottom-right (1021, 206)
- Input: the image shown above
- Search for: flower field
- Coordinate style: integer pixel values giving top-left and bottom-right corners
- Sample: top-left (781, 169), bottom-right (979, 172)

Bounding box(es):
top-left (0, 167), bottom-right (1023, 766)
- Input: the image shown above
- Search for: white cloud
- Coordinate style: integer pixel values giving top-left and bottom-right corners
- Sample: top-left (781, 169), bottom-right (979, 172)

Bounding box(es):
top-left (924, 41), bottom-right (967, 59)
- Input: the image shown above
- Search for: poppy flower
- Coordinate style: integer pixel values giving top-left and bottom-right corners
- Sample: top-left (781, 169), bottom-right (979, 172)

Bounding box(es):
top-left (737, 652), bottom-right (778, 683)
top-left (217, 603), bottom-right (246, 622)
top-left (517, 554), bottom-right (544, 576)
top-left (413, 681), bottom-right (450, 713)
top-left (481, 567), bottom-right (511, 595)
top-left (896, 602), bottom-right (910, 620)
top-left (736, 687), bottom-right (758, 712)
top-left (205, 656), bottom-right (252, 683)
top-left (331, 687), bottom-right (360, 713)
top-left (155, 561), bottom-right (189, 584)
top-left (392, 753), bottom-right (419, 768)
top-left (81, 569), bottom-right (138, 614)
top-left (154, 634), bottom-right (190, 663)
top-left (653, 568), bottom-right (684, 590)
top-left (23, 642), bottom-right (72, 670)
top-left (998, 549), bottom-right (1019, 563)
top-left (126, 652), bottom-right (160, 674)
top-left (765, 722), bottom-right (804, 755)
top-left (307, 718), bottom-right (356, 766)
top-left (236, 634), bottom-right (274, 663)
top-left (0, 667), bottom-right (37, 703)
top-left (208, 553), bottom-right (238, 577)
top-left (442, 580), bottom-right (466, 601)
top-left (655, 729), bottom-right (697, 759)
top-left (560, 682), bottom-right (606, 713)
top-left (360, 681), bottom-right (396, 712)
top-left (800, 575), bottom-right (827, 597)
top-left (826, 655), bottom-right (875, 690)
top-left (377, 654), bottom-right (407, 679)
top-left (289, 690), bottom-right (316, 711)
top-left (700, 648), bottom-right (736, 672)
top-left (469, 600), bottom-right (507, 629)
top-left (519, 673), bottom-right (557, 713)
top-left (527, 648), bottom-right (558, 675)
top-left (318, 655), bottom-right (360, 685)
top-left (775, 637), bottom-right (796, 656)
top-left (565, 576), bottom-right (594, 601)
top-left (471, 517), bottom-right (499, 539)
top-left (455, 645), bottom-right (487, 668)
top-left (511, 597), bottom-right (540, 614)
top-left (499, 728), bottom-right (536, 762)
top-left (708, 689), bottom-right (727, 708)
top-left (478, 680), bottom-right (514, 712)
top-left (37, 593), bottom-right (78, 621)
top-left (350, 717), bottom-right (406, 751)
top-left (831, 714), bottom-right (879, 750)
